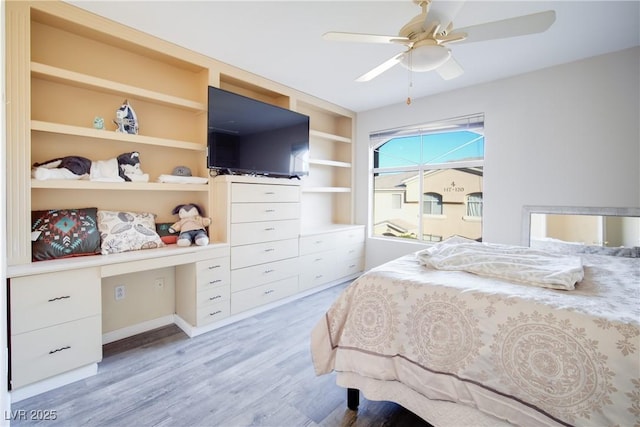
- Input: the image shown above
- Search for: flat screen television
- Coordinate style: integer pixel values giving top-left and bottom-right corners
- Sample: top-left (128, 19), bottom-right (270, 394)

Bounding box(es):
top-left (207, 86), bottom-right (310, 178)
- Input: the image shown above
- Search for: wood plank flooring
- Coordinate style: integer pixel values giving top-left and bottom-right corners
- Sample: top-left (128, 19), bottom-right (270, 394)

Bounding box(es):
top-left (10, 282), bottom-right (433, 427)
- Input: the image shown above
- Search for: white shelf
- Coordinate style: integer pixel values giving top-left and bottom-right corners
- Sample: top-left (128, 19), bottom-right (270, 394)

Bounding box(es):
top-left (31, 62), bottom-right (206, 113)
top-left (31, 121), bottom-right (206, 152)
top-left (308, 159), bottom-right (351, 168)
top-left (309, 129), bottom-right (351, 144)
top-left (31, 179), bottom-right (209, 192)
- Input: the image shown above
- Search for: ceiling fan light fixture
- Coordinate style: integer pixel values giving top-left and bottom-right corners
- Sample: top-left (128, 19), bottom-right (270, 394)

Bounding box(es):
top-left (400, 43), bottom-right (451, 72)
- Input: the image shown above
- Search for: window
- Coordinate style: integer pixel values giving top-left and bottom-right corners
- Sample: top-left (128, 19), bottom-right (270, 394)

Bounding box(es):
top-left (423, 193), bottom-right (443, 215)
top-left (391, 193), bottom-right (402, 209)
top-left (467, 192), bottom-right (483, 217)
top-left (371, 114), bottom-right (484, 242)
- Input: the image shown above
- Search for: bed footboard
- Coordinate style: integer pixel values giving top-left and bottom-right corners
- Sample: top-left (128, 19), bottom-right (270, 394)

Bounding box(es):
top-left (347, 388), bottom-right (359, 410)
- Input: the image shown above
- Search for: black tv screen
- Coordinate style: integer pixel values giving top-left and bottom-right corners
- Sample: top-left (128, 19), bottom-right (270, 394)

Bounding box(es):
top-left (207, 86), bottom-right (310, 178)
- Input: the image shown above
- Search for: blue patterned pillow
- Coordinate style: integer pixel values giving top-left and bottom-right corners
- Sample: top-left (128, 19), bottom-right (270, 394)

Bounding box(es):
top-left (31, 208), bottom-right (101, 261)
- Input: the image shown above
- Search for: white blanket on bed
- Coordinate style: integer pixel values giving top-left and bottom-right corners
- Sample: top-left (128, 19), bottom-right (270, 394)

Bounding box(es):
top-left (416, 236), bottom-right (584, 290)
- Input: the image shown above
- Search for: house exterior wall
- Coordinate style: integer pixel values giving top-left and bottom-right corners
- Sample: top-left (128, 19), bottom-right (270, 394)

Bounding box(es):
top-left (356, 47), bottom-right (640, 269)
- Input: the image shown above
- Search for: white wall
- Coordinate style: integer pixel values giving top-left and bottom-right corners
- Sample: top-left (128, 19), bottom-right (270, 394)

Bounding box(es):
top-left (356, 47), bottom-right (640, 268)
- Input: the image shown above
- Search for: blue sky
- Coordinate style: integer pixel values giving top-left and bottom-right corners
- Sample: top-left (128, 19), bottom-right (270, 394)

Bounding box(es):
top-left (375, 130), bottom-right (484, 169)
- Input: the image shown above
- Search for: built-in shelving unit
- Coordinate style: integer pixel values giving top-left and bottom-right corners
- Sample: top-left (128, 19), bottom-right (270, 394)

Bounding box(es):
top-left (4, 0), bottom-right (361, 398)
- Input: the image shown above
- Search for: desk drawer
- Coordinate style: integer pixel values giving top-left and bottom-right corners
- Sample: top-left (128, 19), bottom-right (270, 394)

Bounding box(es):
top-left (231, 276), bottom-right (298, 314)
top-left (231, 238), bottom-right (298, 270)
top-left (231, 183), bottom-right (299, 203)
top-left (10, 268), bottom-right (101, 335)
top-left (336, 227), bottom-right (365, 246)
top-left (195, 258), bottom-right (231, 290)
top-left (196, 300), bottom-right (230, 326)
top-left (231, 202), bottom-right (300, 223)
top-left (197, 284), bottom-right (231, 308)
top-left (11, 315), bottom-right (102, 389)
top-left (231, 219), bottom-right (300, 246)
top-left (336, 243), bottom-right (364, 260)
top-left (231, 257), bottom-right (299, 292)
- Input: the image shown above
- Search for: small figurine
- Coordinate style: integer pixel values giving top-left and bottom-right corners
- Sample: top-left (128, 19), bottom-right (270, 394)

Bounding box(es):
top-left (113, 99), bottom-right (138, 134)
top-left (93, 116), bottom-right (105, 130)
top-left (169, 204), bottom-right (211, 247)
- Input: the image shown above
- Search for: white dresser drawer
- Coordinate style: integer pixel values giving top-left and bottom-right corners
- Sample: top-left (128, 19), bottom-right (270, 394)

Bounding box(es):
top-left (299, 252), bottom-right (336, 290)
top-left (10, 268), bottom-right (101, 335)
top-left (231, 276), bottom-right (298, 314)
top-left (336, 243), bottom-right (365, 260)
top-left (231, 183), bottom-right (299, 203)
top-left (231, 219), bottom-right (300, 246)
top-left (196, 300), bottom-right (230, 326)
top-left (11, 315), bottom-right (102, 389)
top-left (299, 234), bottom-right (335, 255)
top-left (195, 258), bottom-right (231, 290)
top-left (231, 257), bottom-right (299, 292)
top-left (336, 257), bottom-right (365, 279)
top-left (231, 238), bottom-right (299, 270)
top-left (231, 202), bottom-right (300, 223)
top-left (336, 227), bottom-right (365, 246)
top-left (197, 284), bottom-right (231, 308)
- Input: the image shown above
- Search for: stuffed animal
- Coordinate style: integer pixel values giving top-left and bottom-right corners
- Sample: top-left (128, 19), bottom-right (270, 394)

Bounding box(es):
top-left (169, 203), bottom-right (211, 247)
top-left (114, 99), bottom-right (138, 134)
top-left (32, 151), bottom-right (149, 182)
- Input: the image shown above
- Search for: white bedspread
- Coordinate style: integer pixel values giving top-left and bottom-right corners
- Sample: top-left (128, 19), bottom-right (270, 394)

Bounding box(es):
top-left (311, 250), bottom-right (640, 427)
top-left (417, 236), bottom-right (584, 290)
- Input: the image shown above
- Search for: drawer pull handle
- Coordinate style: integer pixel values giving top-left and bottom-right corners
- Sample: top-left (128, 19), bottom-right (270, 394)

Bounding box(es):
top-left (208, 265), bottom-right (221, 270)
top-left (315, 258), bottom-right (323, 262)
top-left (349, 264), bottom-right (356, 268)
top-left (48, 296), bottom-right (71, 302)
top-left (49, 346), bottom-right (71, 355)
top-left (315, 274), bottom-right (323, 279)
top-left (264, 289), bottom-right (275, 295)
top-left (209, 310), bottom-right (222, 316)
top-left (263, 269), bottom-right (274, 274)
top-left (209, 295), bottom-right (222, 301)
top-left (265, 209), bottom-right (276, 213)
top-left (209, 279), bottom-right (222, 285)
top-left (265, 191), bottom-right (275, 195)
top-left (264, 248), bottom-right (275, 252)
top-left (264, 227), bottom-right (275, 231)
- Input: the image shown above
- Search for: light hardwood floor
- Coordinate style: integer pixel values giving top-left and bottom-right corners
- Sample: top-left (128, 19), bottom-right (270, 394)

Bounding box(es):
top-left (10, 281), bottom-right (433, 427)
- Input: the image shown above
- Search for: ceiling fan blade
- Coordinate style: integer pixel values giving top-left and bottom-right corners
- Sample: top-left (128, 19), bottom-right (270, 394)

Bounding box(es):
top-left (323, 31), bottom-right (409, 45)
top-left (426, 0), bottom-right (466, 33)
top-left (356, 52), bottom-right (404, 82)
top-left (436, 56), bottom-right (464, 80)
top-left (454, 10), bottom-right (556, 44)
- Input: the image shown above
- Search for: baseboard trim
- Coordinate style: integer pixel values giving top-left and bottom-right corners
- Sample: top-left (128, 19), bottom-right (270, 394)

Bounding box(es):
top-left (10, 364), bottom-right (98, 403)
top-left (102, 315), bottom-right (175, 344)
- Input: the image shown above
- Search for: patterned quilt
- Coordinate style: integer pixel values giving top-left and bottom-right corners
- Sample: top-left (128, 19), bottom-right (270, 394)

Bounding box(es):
top-left (311, 250), bottom-right (640, 427)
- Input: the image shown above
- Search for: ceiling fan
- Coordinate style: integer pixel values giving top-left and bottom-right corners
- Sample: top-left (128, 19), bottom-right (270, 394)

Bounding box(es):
top-left (323, 0), bottom-right (556, 82)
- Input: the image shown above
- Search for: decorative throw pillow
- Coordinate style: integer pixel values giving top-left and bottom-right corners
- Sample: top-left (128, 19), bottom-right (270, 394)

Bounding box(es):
top-left (156, 222), bottom-right (178, 244)
top-left (97, 210), bottom-right (165, 254)
top-left (31, 207), bottom-right (101, 261)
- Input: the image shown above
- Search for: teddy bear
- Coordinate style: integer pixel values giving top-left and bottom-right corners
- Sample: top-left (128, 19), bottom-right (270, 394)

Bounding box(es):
top-left (169, 203), bottom-right (211, 247)
top-left (32, 151), bottom-right (149, 182)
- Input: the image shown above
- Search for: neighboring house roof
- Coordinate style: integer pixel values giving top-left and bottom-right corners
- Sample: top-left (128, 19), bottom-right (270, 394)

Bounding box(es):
top-left (373, 171), bottom-right (417, 190)
top-left (374, 218), bottom-right (416, 234)
top-left (401, 167), bottom-right (483, 186)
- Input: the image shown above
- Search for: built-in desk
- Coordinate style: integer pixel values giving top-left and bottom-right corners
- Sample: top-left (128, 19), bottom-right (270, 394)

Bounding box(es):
top-left (6, 244), bottom-right (230, 402)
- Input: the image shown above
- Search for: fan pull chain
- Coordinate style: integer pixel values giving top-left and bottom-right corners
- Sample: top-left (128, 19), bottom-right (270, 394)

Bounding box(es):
top-left (407, 50), bottom-right (413, 105)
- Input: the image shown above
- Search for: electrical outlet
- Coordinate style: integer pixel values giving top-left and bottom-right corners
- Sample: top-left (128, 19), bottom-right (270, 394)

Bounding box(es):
top-left (115, 285), bottom-right (126, 301)
top-left (154, 277), bottom-right (164, 290)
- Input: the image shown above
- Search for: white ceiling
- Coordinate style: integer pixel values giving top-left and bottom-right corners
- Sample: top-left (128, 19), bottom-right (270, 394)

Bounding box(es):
top-left (68, 1), bottom-right (640, 113)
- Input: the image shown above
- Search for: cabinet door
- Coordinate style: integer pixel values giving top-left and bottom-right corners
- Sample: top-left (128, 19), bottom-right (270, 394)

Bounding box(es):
top-left (231, 257), bottom-right (300, 292)
top-left (231, 276), bottom-right (298, 314)
top-left (10, 268), bottom-right (101, 335)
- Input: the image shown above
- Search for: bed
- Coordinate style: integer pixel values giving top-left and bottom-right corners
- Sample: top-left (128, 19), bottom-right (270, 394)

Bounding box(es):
top-left (311, 220), bottom-right (640, 427)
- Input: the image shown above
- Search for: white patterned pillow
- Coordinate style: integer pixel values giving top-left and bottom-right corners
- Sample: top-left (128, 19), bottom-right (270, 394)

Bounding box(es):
top-left (97, 210), bottom-right (165, 254)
